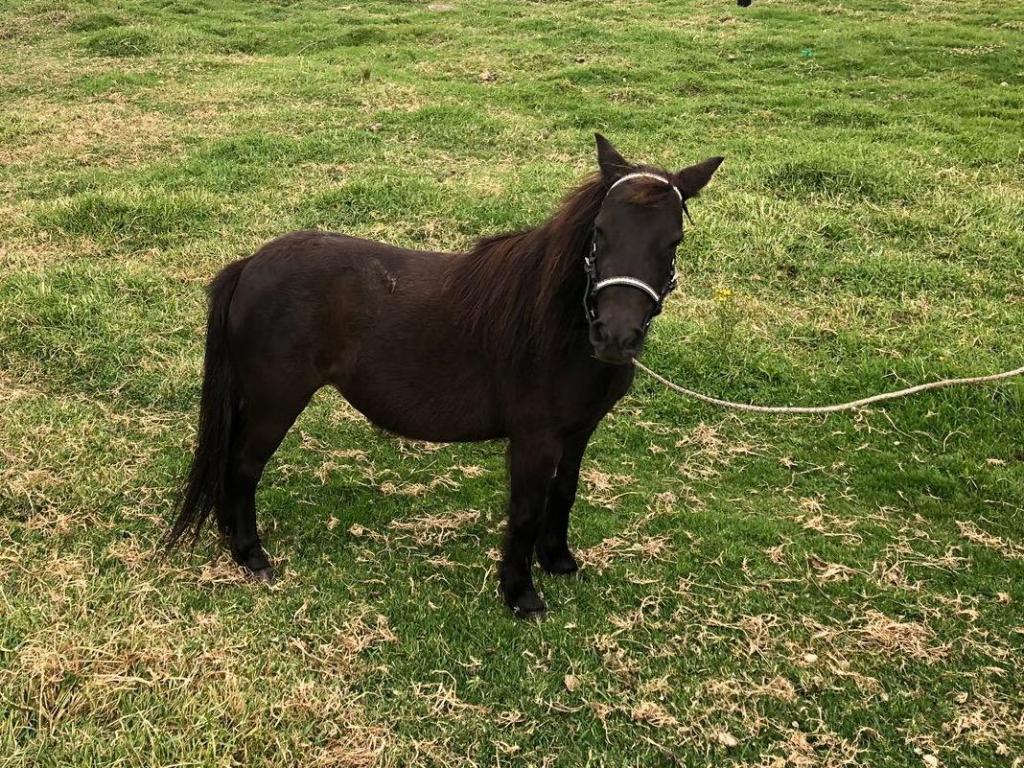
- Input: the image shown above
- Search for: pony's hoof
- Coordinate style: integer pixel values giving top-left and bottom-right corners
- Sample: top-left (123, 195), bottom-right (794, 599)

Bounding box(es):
top-left (538, 549), bottom-right (579, 575)
top-left (509, 590), bottom-right (547, 620)
top-left (250, 566), bottom-right (276, 584)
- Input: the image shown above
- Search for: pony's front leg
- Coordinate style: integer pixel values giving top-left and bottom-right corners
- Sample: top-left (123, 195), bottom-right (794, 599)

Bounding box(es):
top-left (536, 425), bottom-right (595, 575)
top-left (500, 433), bottom-right (562, 618)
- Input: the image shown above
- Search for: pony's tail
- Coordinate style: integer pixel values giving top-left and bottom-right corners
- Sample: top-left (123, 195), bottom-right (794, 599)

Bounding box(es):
top-left (166, 258), bottom-right (250, 549)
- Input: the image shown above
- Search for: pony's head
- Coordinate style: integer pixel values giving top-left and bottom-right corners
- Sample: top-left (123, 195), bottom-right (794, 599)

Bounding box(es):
top-left (586, 134), bottom-right (723, 365)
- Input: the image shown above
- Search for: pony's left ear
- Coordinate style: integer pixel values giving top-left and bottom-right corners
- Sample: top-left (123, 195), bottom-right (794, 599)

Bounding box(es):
top-left (674, 156), bottom-right (725, 199)
top-left (595, 133), bottom-right (632, 183)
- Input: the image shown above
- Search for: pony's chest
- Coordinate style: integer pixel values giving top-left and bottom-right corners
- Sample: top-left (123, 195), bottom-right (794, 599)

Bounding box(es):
top-left (554, 364), bottom-right (635, 428)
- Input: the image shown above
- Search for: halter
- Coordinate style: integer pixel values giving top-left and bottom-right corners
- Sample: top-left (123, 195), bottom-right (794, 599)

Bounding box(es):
top-left (583, 172), bottom-right (685, 329)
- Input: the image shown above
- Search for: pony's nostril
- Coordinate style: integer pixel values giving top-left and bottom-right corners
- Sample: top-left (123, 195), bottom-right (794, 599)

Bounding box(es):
top-left (590, 320), bottom-right (644, 361)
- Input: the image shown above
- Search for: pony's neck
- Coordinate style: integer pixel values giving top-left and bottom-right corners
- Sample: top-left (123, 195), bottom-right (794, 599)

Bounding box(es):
top-left (448, 175), bottom-right (606, 362)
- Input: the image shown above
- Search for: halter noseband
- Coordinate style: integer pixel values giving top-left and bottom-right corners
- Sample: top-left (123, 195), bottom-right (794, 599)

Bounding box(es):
top-left (584, 172), bottom-right (684, 329)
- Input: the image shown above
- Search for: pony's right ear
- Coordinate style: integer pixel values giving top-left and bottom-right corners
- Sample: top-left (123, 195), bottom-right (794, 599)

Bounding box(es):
top-left (595, 133), bottom-right (631, 183)
top-left (675, 156), bottom-right (725, 199)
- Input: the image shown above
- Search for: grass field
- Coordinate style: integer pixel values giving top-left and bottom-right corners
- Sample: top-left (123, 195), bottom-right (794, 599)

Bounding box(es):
top-left (2, 0), bottom-right (1023, 765)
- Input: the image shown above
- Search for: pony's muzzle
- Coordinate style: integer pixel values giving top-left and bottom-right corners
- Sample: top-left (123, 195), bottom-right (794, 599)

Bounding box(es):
top-left (589, 319), bottom-right (644, 365)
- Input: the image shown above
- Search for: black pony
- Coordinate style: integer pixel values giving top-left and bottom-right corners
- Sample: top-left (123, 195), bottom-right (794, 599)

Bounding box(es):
top-left (168, 135), bottom-right (723, 617)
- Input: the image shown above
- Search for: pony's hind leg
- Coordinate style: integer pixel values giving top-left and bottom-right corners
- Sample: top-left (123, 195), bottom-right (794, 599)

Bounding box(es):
top-left (224, 386), bottom-right (315, 581)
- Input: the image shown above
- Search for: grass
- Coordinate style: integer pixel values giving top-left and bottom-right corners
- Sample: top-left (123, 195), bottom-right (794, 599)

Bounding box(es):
top-left (1, 0), bottom-right (1023, 765)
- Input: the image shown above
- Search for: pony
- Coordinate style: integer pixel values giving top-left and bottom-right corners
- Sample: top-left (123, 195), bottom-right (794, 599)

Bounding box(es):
top-left (168, 134), bottom-right (723, 617)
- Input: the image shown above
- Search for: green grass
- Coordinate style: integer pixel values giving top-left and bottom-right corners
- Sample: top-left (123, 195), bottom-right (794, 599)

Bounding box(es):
top-left (1, 0), bottom-right (1023, 765)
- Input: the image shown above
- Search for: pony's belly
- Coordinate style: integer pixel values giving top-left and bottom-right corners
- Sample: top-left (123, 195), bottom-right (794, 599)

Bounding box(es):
top-left (334, 382), bottom-right (503, 444)
top-left (373, 417), bottom-right (503, 443)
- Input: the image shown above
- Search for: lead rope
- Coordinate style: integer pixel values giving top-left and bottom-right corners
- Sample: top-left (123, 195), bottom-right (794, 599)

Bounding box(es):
top-left (597, 174), bottom-right (1024, 412)
top-left (632, 359), bottom-right (1024, 415)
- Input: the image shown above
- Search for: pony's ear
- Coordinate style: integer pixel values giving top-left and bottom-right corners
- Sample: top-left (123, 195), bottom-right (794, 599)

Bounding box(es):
top-left (595, 133), bottom-right (631, 183)
top-left (674, 156), bottom-right (725, 199)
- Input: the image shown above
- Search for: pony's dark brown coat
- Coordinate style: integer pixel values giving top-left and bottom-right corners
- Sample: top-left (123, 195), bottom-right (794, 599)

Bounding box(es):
top-left (168, 135), bottom-right (723, 617)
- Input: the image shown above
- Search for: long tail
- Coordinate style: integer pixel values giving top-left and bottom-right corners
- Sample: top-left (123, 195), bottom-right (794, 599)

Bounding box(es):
top-left (166, 257), bottom-right (250, 548)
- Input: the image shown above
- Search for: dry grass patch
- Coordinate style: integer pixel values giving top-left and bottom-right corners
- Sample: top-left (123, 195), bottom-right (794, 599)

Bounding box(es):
top-left (798, 610), bottom-right (948, 667)
top-left (579, 465), bottom-right (638, 509)
top-left (673, 421), bottom-right (762, 482)
top-left (790, 496), bottom-right (865, 545)
top-left (1, 98), bottom-right (186, 169)
top-left (956, 520), bottom-right (1024, 560)
top-left (0, 385), bottom-right (175, 534)
top-left (579, 535), bottom-right (671, 573)
top-left (944, 686), bottom-right (1024, 757)
top-left (388, 509), bottom-right (482, 548)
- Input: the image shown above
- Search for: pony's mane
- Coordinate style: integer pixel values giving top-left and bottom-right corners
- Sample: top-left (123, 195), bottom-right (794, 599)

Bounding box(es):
top-left (446, 168), bottom-right (673, 362)
top-left (446, 174), bottom-right (606, 362)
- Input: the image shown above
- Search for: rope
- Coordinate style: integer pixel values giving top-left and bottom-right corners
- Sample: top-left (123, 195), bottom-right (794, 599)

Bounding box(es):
top-left (633, 359), bottom-right (1024, 415)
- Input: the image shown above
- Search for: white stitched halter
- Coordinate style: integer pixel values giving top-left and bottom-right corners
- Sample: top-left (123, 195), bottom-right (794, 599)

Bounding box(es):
top-left (584, 172), bottom-right (683, 324)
